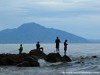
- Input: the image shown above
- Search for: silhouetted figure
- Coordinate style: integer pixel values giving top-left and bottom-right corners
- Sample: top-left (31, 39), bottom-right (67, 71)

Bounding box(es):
top-left (55, 37), bottom-right (60, 53)
top-left (19, 44), bottom-right (23, 54)
top-left (64, 40), bottom-right (68, 55)
top-left (36, 41), bottom-right (43, 52)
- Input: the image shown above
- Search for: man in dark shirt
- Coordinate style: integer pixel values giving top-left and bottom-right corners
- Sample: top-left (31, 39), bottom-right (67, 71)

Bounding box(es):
top-left (36, 41), bottom-right (40, 49)
top-left (36, 41), bottom-right (43, 52)
top-left (55, 37), bottom-right (60, 53)
top-left (64, 40), bottom-right (68, 55)
top-left (19, 44), bottom-right (23, 54)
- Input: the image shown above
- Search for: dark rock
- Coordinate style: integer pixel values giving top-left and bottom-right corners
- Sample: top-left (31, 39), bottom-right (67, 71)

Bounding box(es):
top-left (20, 53), bottom-right (29, 57)
top-left (6, 58), bottom-right (16, 65)
top-left (75, 61), bottom-right (84, 64)
top-left (0, 53), bottom-right (40, 67)
top-left (92, 56), bottom-right (97, 58)
top-left (17, 61), bottom-right (31, 67)
top-left (0, 57), bottom-right (16, 66)
top-left (30, 61), bottom-right (40, 67)
top-left (62, 55), bottom-right (72, 62)
top-left (0, 49), bottom-right (72, 67)
top-left (17, 60), bottom-right (40, 67)
top-left (31, 55), bottom-right (38, 61)
top-left (29, 49), bottom-right (46, 59)
top-left (80, 57), bottom-right (85, 59)
top-left (45, 53), bottom-right (62, 62)
top-left (23, 56), bottom-right (38, 62)
top-left (17, 56), bottom-right (40, 67)
top-left (0, 58), bottom-right (8, 66)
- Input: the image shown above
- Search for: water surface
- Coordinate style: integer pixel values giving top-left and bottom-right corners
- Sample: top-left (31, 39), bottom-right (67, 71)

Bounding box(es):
top-left (0, 43), bottom-right (100, 75)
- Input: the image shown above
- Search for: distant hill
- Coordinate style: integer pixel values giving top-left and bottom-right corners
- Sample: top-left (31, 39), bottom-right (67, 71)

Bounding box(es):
top-left (0, 22), bottom-right (89, 43)
top-left (88, 39), bottom-right (100, 43)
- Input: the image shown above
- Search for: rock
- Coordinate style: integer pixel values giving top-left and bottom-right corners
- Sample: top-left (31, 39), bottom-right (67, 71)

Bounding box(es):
top-left (17, 61), bottom-right (40, 67)
top-left (23, 56), bottom-right (38, 62)
top-left (45, 53), bottom-right (62, 62)
top-left (17, 61), bottom-right (30, 67)
top-left (30, 61), bottom-right (40, 67)
top-left (92, 56), bottom-right (97, 58)
top-left (20, 53), bottom-right (29, 57)
top-left (0, 58), bottom-right (8, 66)
top-left (29, 49), bottom-right (46, 59)
top-left (0, 53), bottom-right (40, 67)
top-left (31, 55), bottom-right (38, 61)
top-left (62, 55), bottom-right (72, 62)
top-left (17, 56), bottom-right (40, 67)
top-left (5, 58), bottom-right (16, 65)
top-left (0, 49), bottom-right (72, 66)
top-left (0, 57), bottom-right (16, 66)
top-left (75, 61), bottom-right (84, 64)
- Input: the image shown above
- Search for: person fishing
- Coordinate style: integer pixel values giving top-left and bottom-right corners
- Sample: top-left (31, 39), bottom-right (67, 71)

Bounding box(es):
top-left (36, 41), bottom-right (43, 52)
top-left (55, 36), bottom-right (60, 53)
top-left (18, 44), bottom-right (23, 54)
top-left (64, 40), bottom-right (68, 55)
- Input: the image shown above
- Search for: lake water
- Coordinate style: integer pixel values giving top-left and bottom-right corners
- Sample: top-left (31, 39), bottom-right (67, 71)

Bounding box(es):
top-left (0, 43), bottom-right (100, 75)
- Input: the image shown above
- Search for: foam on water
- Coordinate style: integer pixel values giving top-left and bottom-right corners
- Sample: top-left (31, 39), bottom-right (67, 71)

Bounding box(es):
top-left (38, 59), bottom-right (63, 67)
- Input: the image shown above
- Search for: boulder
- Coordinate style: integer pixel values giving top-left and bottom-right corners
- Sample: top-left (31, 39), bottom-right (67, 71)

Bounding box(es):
top-left (62, 55), bottom-right (72, 62)
top-left (0, 58), bottom-right (8, 66)
top-left (16, 56), bottom-right (40, 67)
top-left (92, 56), bottom-right (98, 58)
top-left (0, 57), bottom-right (16, 66)
top-left (17, 61), bottom-right (40, 67)
top-left (17, 61), bottom-right (30, 67)
top-left (29, 49), bottom-right (46, 59)
top-left (29, 61), bottom-right (40, 67)
top-left (23, 56), bottom-right (38, 62)
top-left (45, 53), bottom-right (62, 63)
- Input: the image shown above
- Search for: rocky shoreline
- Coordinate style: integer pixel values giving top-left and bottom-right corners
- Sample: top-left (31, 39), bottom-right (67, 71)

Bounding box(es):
top-left (0, 49), bottom-right (71, 67)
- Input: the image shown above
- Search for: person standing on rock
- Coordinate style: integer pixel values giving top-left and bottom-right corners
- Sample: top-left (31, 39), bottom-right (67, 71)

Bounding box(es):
top-left (36, 41), bottom-right (43, 52)
top-left (64, 40), bottom-right (68, 55)
top-left (19, 44), bottom-right (23, 54)
top-left (55, 37), bottom-right (60, 53)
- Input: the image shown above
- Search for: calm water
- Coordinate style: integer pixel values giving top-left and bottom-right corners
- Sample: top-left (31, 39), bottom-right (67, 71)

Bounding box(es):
top-left (0, 43), bottom-right (100, 75)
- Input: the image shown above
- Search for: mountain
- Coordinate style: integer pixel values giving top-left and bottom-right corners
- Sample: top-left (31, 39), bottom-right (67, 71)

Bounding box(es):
top-left (0, 22), bottom-right (89, 43)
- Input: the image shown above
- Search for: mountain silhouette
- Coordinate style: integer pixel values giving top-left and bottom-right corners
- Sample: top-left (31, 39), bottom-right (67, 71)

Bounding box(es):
top-left (0, 22), bottom-right (89, 43)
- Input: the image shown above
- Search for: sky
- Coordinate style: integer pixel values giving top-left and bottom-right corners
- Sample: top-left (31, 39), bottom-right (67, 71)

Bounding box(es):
top-left (0, 0), bottom-right (100, 39)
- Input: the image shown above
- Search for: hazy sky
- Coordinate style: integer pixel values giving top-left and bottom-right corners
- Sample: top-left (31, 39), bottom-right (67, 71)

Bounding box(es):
top-left (0, 0), bottom-right (100, 39)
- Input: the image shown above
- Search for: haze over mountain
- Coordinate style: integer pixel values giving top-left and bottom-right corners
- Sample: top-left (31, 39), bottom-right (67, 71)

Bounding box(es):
top-left (0, 22), bottom-right (89, 43)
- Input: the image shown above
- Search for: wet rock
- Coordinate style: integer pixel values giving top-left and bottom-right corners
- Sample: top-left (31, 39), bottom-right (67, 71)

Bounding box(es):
top-left (0, 49), bottom-right (72, 67)
top-left (17, 56), bottom-right (40, 67)
top-left (0, 57), bottom-right (16, 66)
top-left (45, 53), bottom-right (62, 62)
top-left (29, 61), bottom-right (40, 67)
top-left (92, 56), bottom-right (98, 58)
top-left (17, 60), bottom-right (40, 67)
top-left (23, 56), bottom-right (38, 62)
top-left (29, 49), bottom-right (46, 59)
top-left (80, 56), bottom-right (85, 59)
top-left (17, 61), bottom-right (30, 67)
top-left (62, 55), bottom-right (72, 62)
top-left (0, 58), bottom-right (8, 66)
top-left (75, 61), bottom-right (84, 64)
top-left (5, 58), bottom-right (16, 65)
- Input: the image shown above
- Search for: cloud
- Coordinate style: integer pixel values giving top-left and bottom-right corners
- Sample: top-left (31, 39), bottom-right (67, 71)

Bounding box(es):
top-left (0, 0), bottom-right (100, 16)
top-left (19, 0), bottom-right (100, 17)
top-left (0, 0), bottom-right (100, 23)
top-left (0, 0), bottom-right (100, 21)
